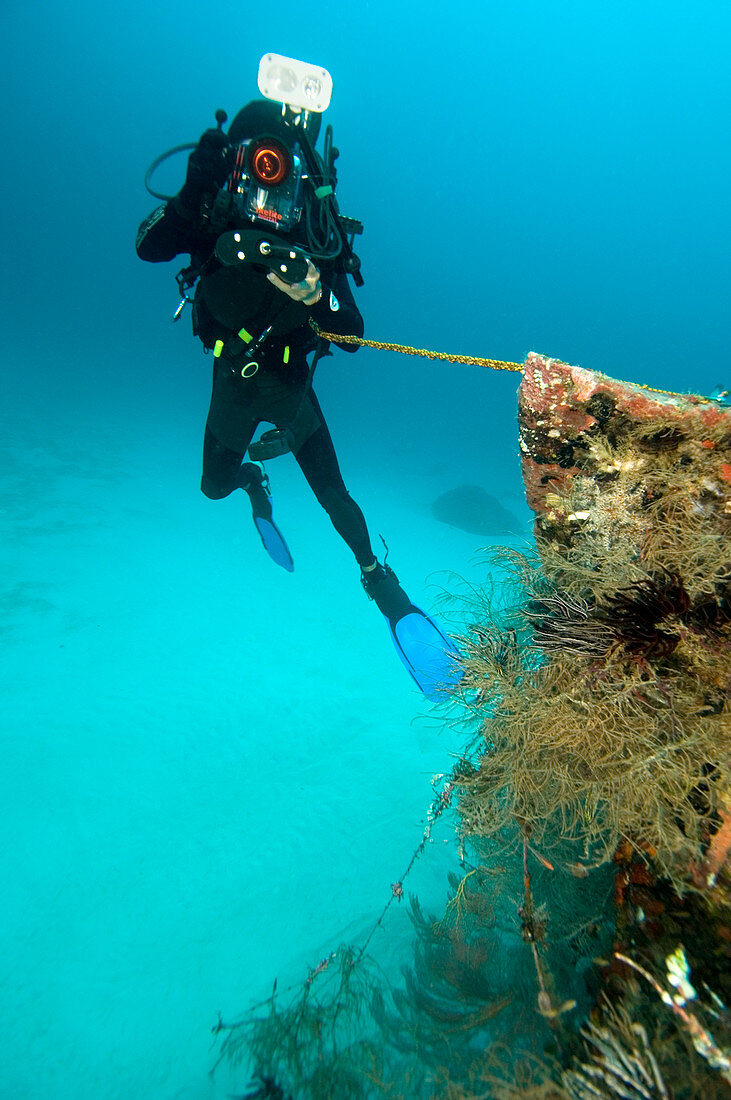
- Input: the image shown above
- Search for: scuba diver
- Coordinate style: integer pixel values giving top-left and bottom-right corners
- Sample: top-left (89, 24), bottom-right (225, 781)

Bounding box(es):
top-left (136, 94), bottom-right (459, 698)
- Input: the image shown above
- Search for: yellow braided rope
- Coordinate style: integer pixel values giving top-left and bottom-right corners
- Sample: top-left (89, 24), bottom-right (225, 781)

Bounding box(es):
top-left (309, 322), bottom-right (522, 372)
top-left (309, 320), bottom-right (715, 402)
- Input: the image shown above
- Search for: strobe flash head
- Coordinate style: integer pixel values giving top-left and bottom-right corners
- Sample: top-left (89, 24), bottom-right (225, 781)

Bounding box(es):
top-left (249, 137), bottom-right (290, 186)
top-left (257, 53), bottom-right (333, 114)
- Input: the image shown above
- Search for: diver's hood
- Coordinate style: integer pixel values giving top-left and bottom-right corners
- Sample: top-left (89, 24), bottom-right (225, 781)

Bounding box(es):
top-left (228, 99), bottom-right (321, 148)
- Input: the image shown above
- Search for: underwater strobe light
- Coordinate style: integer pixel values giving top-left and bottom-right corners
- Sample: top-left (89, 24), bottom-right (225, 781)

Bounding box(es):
top-left (257, 52), bottom-right (333, 113)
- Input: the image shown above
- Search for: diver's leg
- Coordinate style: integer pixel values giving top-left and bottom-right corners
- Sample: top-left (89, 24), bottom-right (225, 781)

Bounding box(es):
top-left (294, 414), bottom-right (374, 567)
top-left (237, 462), bottom-right (272, 522)
top-left (201, 428), bottom-right (247, 499)
top-left (201, 426), bottom-right (292, 569)
top-left (359, 558), bottom-right (415, 621)
top-left (294, 396), bottom-right (460, 697)
top-left (201, 425), bottom-right (268, 512)
top-left (295, 397), bottom-right (414, 620)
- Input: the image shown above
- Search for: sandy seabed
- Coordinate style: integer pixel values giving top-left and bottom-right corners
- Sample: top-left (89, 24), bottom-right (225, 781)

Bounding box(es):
top-left (0, 391), bottom-right (530, 1099)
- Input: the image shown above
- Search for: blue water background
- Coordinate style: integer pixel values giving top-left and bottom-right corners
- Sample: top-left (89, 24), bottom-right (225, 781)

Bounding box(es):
top-left (2, 1), bottom-right (730, 1097)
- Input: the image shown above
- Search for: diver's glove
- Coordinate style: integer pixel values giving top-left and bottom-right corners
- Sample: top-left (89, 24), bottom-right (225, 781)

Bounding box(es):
top-left (176, 128), bottom-right (232, 214)
top-left (267, 259), bottom-right (323, 305)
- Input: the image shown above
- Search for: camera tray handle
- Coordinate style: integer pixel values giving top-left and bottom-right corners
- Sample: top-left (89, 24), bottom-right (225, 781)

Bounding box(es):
top-left (215, 230), bottom-right (310, 284)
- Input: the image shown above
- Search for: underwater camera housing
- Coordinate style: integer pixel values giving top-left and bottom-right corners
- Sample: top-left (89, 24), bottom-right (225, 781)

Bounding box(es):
top-left (226, 54), bottom-right (333, 235)
top-left (229, 136), bottom-right (304, 232)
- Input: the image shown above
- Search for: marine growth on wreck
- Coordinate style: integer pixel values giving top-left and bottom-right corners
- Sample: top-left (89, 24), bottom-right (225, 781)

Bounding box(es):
top-left (448, 353), bottom-right (731, 1095)
top-left (457, 354), bottom-right (730, 885)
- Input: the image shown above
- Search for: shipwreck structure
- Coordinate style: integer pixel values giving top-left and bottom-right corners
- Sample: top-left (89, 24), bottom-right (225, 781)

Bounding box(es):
top-left (516, 352), bottom-right (730, 885)
top-left (451, 353), bottom-right (731, 1095)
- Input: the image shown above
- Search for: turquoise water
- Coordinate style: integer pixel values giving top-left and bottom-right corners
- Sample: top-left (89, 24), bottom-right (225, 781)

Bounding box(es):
top-left (2, 1), bottom-right (730, 1096)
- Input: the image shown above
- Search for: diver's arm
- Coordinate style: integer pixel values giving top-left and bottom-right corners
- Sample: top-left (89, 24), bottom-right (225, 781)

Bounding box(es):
top-left (137, 130), bottom-right (232, 263)
top-left (309, 268), bottom-right (364, 353)
top-left (135, 202), bottom-right (208, 263)
top-left (269, 262), bottom-right (364, 351)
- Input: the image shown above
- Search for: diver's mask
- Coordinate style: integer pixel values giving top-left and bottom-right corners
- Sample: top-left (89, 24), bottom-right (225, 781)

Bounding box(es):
top-left (228, 134), bottom-right (304, 232)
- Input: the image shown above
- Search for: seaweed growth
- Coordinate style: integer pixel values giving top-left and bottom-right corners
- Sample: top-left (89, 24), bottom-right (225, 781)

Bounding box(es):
top-left (453, 371), bottom-right (731, 889)
top-left (452, 550), bottom-right (725, 884)
top-left (213, 948), bottom-right (400, 1100)
top-left (480, 1002), bottom-right (673, 1100)
top-left (213, 833), bottom-right (614, 1100)
top-left (454, 545), bottom-right (730, 884)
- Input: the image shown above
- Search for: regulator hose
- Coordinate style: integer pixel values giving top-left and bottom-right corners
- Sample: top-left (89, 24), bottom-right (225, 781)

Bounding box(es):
top-left (144, 143), bottom-right (196, 200)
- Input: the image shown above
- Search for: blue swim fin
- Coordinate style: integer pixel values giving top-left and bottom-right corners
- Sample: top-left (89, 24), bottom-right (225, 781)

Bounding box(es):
top-left (388, 607), bottom-right (463, 701)
top-left (362, 562), bottom-right (462, 700)
top-left (239, 462), bottom-right (294, 572)
top-left (253, 515), bottom-right (294, 572)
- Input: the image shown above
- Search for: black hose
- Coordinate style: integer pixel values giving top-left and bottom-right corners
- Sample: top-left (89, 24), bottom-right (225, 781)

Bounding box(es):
top-left (144, 143), bottom-right (196, 200)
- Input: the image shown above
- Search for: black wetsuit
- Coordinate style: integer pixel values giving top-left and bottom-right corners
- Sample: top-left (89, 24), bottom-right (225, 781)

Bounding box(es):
top-left (136, 201), bottom-right (375, 567)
